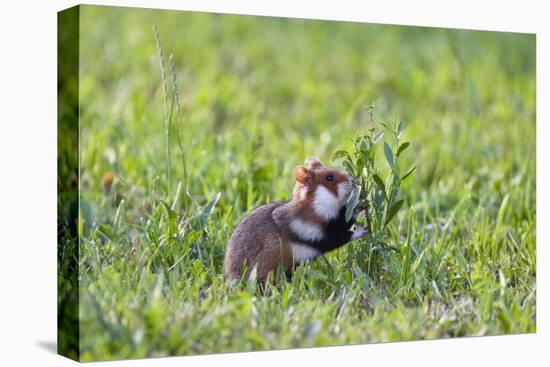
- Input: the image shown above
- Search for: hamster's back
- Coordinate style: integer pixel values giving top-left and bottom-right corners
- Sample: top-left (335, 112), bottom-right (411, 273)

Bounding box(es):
top-left (224, 201), bottom-right (291, 281)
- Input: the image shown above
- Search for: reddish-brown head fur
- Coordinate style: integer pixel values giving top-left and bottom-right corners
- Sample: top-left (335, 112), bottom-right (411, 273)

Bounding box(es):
top-left (293, 166), bottom-right (351, 199)
top-left (291, 157), bottom-right (353, 222)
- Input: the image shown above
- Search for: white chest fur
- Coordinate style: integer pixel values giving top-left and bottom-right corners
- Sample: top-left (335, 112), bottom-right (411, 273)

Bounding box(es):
top-left (291, 242), bottom-right (321, 263)
top-left (289, 218), bottom-right (324, 242)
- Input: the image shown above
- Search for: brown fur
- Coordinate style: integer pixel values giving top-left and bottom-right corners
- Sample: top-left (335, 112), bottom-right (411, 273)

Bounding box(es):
top-left (224, 202), bottom-right (293, 281)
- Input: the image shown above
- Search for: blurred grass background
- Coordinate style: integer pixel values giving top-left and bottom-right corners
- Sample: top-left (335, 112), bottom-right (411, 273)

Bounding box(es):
top-left (74, 5), bottom-right (535, 361)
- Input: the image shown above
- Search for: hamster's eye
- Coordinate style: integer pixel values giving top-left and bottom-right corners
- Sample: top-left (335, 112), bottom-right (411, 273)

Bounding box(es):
top-left (326, 175), bottom-right (334, 182)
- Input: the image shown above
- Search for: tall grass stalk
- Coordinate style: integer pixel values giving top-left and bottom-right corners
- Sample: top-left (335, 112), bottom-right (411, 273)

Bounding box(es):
top-left (168, 53), bottom-right (189, 211)
top-left (153, 24), bottom-right (172, 198)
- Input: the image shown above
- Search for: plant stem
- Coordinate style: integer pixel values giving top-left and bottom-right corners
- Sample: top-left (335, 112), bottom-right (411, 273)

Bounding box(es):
top-left (153, 25), bottom-right (172, 198)
top-left (168, 54), bottom-right (188, 212)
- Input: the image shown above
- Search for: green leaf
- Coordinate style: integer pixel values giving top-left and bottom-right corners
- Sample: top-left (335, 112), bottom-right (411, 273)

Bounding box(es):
top-left (385, 199), bottom-right (404, 226)
top-left (195, 192), bottom-right (222, 228)
top-left (396, 142), bottom-right (410, 156)
top-left (161, 200), bottom-right (177, 218)
top-left (357, 155), bottom-right (366, 172)
top-left (201, 192), bottom-right (221, 217)
top-left (373, 131), bottom-right (384, 144)
top-left (97, 224), bottom-right (116, 241)
top-left (360, 138), bottom-right (368, 153)
top-left (410, 248), bottom-right (426, 274)
top-left (373, 188), bottom-right (385, 221)
top-left (343, 160), bottom-right (356, 177)
top-left (397, 120), bottom-right (404, 139)
top-left (495, 193), bottom-right (510, 234)
top-left (401, 166), bottom-right (417, 182)
top-left (383, 142), bottom-right (394, 169)
top-left (497, 309), bottom-right (512, 333)
top-left (161, 201), bottom-right (178, 238)
top-left (345, 187), bottom-right (361, 222)
top-left (332, 150), bottom-right (350, 161)
top-left (372, 173), bottom-right (386, 194)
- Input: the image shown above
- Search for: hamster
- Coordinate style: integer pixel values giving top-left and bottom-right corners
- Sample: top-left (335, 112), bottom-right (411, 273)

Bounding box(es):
top-left (224, 157), bottom-right (366, 283)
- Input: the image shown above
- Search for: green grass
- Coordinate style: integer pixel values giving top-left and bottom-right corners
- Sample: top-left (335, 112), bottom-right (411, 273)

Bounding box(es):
top-left (74, 5), bottom-right (535, 361)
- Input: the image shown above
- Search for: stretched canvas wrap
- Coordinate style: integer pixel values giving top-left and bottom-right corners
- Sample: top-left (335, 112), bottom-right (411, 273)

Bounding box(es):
top-left (58, 4), bottom-right (536, 362)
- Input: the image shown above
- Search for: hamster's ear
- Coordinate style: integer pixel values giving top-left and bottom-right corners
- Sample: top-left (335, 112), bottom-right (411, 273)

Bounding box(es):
top-left (293, 166), bottom-right (313, 186)
top-left (304, 157), bottom-right (323, 170)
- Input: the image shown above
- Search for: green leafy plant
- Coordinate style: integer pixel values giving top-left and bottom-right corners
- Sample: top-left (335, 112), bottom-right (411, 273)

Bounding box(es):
top-left (333, 103), bottom-right (416, 278)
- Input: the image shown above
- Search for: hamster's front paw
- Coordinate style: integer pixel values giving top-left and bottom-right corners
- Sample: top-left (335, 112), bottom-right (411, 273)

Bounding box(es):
top-left (351, 227), bottom-right (368, 240)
